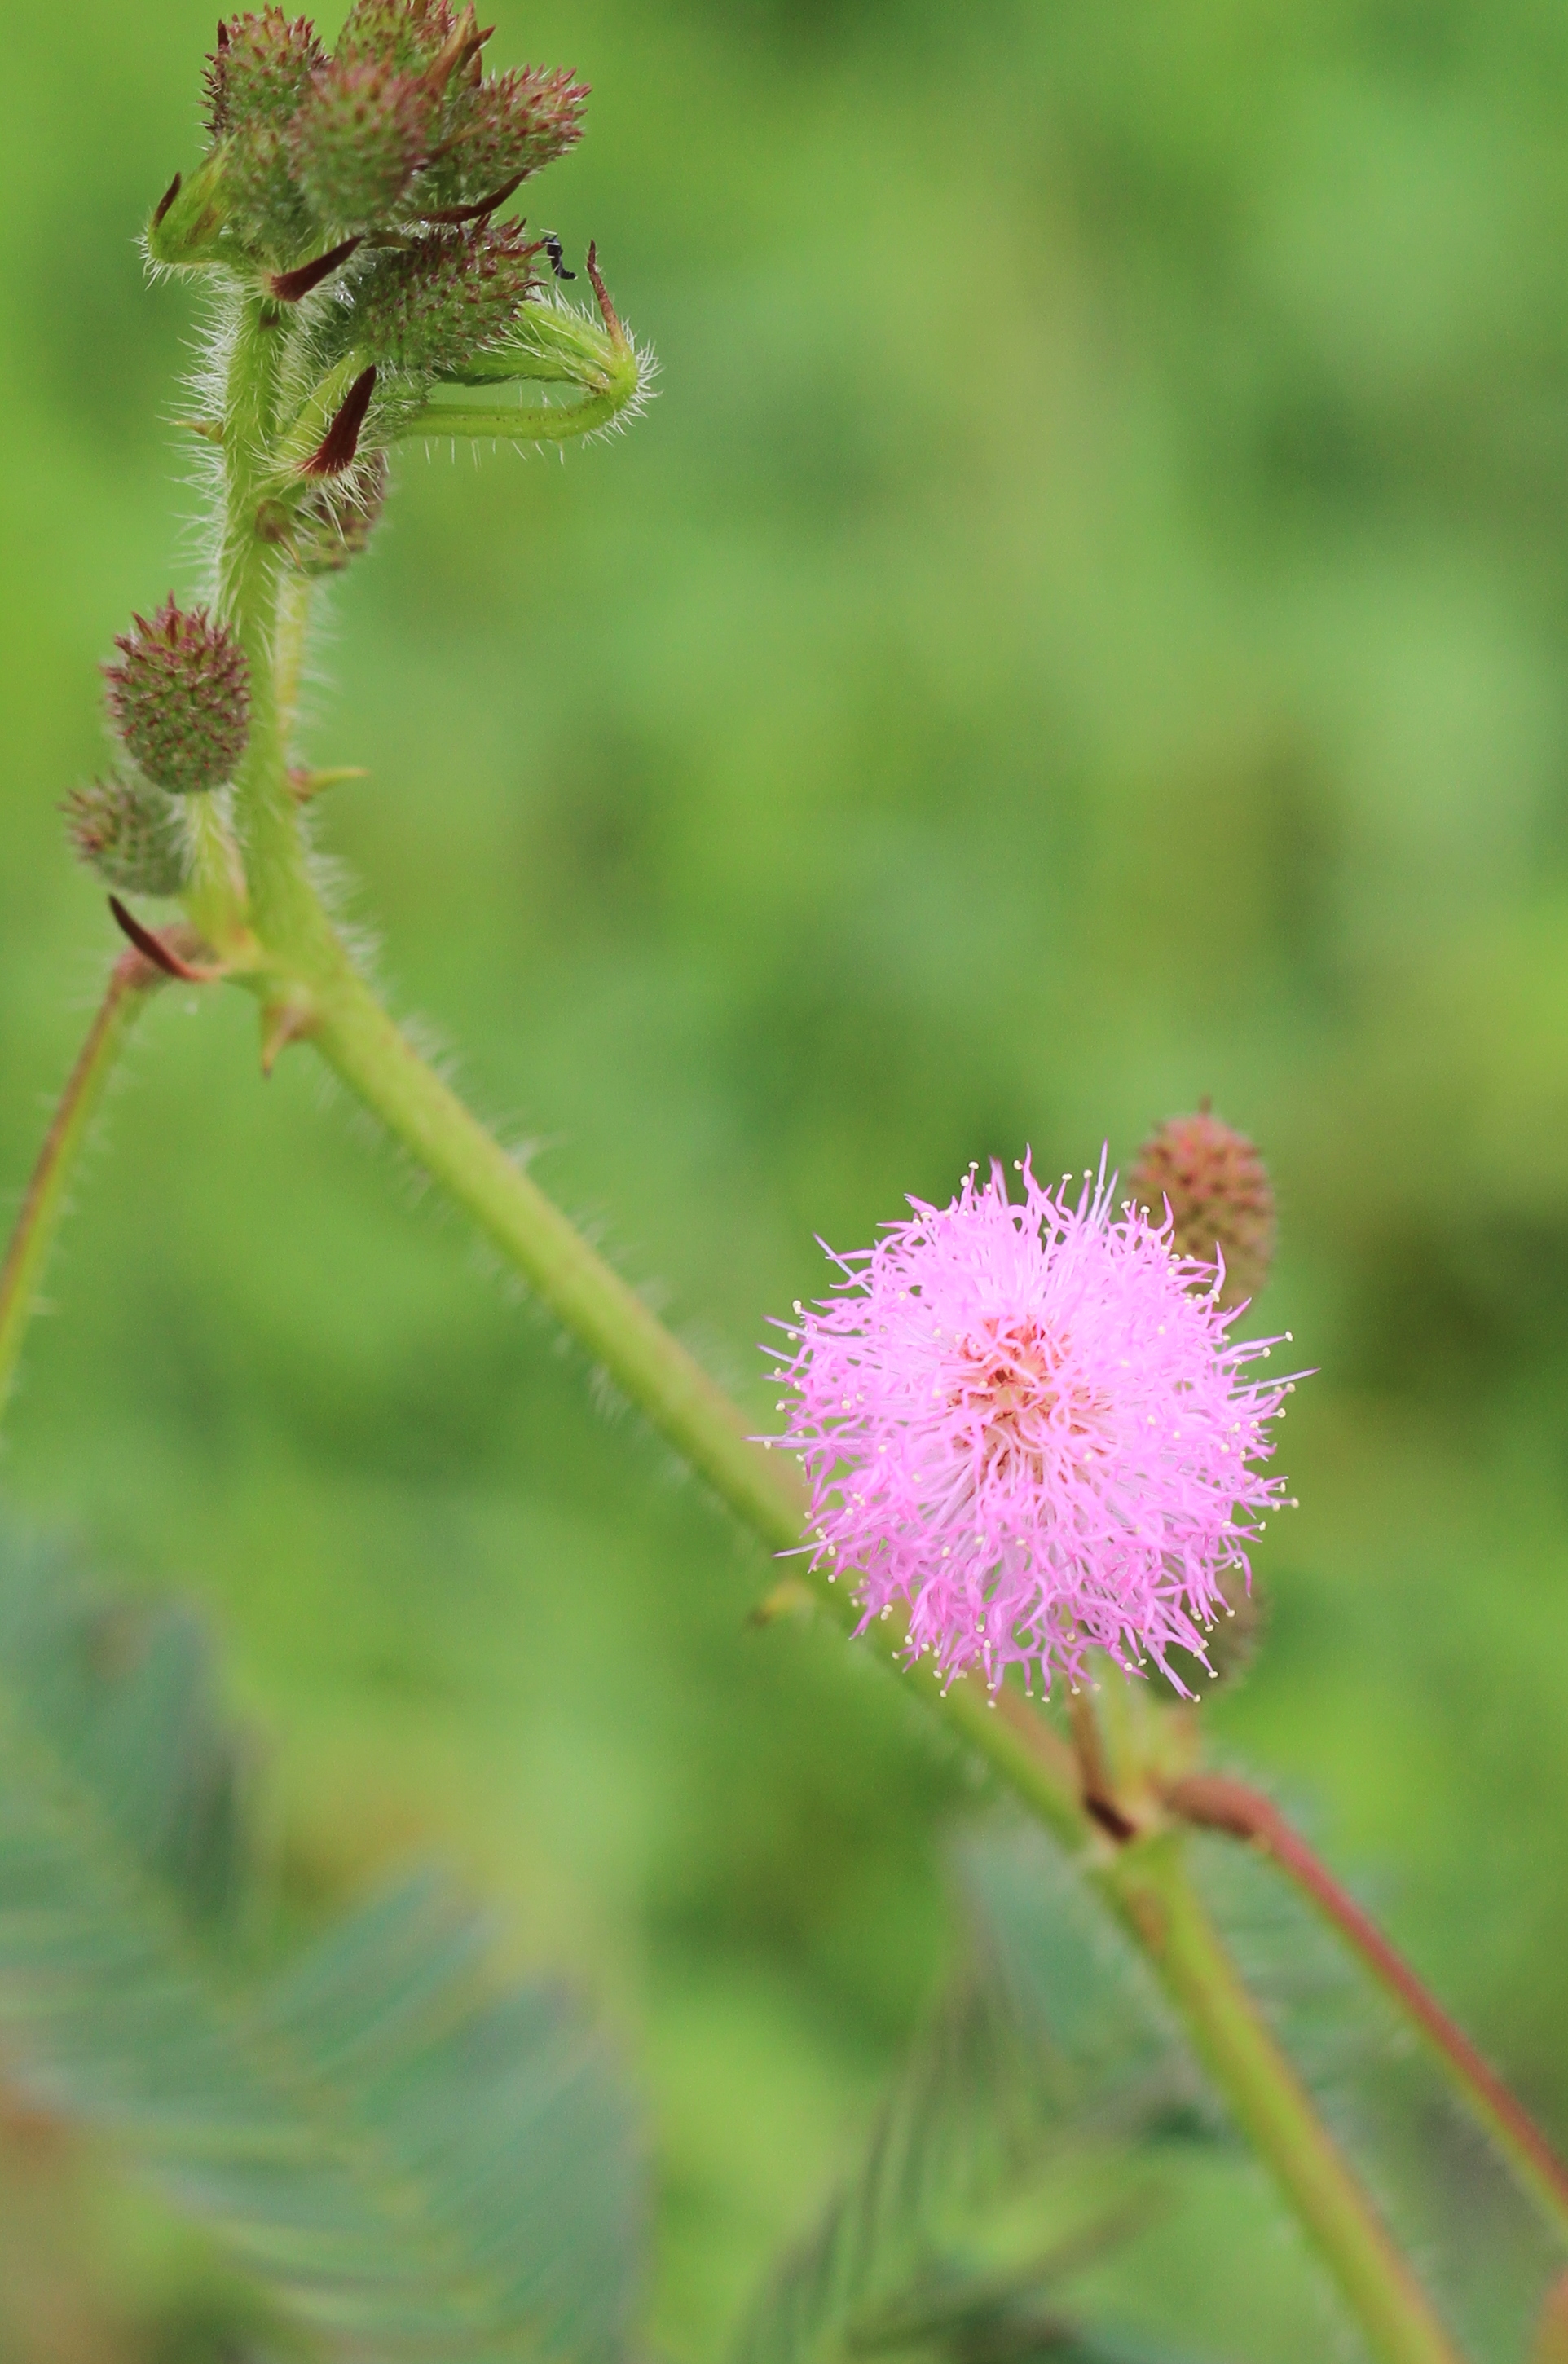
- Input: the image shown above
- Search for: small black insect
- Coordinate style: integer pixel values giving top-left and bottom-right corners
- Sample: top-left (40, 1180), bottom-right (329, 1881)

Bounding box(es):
top-left (542, 234), bottom-right (577, 281)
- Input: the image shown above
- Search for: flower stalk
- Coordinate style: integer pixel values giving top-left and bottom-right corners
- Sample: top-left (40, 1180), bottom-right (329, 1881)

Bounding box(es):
top-left (1095, 1835), bottom-right (1465, 2364)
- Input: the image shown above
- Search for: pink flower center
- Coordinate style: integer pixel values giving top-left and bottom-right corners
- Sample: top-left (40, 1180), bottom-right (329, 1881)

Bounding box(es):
top-left (947, 1314), bottom-right (1110, 1481)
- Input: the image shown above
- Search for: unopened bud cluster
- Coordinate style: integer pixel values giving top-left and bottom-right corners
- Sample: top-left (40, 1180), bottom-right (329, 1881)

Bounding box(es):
top-left (1131, 1107), bottom-right (1277, 1312)
top-left (148, 4), bottom-right (595, 502)
top-left (199, 2), bottom-right (584, 249)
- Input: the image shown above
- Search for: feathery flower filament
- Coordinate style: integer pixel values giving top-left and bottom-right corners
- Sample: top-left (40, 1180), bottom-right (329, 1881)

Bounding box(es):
top-left (766, 1156), bottom-right (1299, 1697)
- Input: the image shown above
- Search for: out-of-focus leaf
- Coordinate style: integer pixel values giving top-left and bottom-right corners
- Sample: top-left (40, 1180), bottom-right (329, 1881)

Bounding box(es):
top-left (733, 1822), bottom-right (1213, 2364)
top-left (0, 1528), bottom-right (642, 2362)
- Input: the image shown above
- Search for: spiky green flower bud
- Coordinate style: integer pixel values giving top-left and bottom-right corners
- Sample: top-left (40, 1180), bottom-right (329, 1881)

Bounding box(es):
top-left (104, 599), bottom-right (250, 798)
top-left (63, 774), bottom-right (190, 899)
top-left (290, 56), bottom-right (436, 232)
top-left (347, 224), bottom-right (540, 371)
top-left (1130, 1106), bottom-right (1278, 1313)
top-left (418, 65), bottom-right (588, 214)
top-left (334, 0), bottom-right (462, 73)
top-left (293, 451), bottom-right (390, 574)
top-left (205, 10), bottom-right (324, 139)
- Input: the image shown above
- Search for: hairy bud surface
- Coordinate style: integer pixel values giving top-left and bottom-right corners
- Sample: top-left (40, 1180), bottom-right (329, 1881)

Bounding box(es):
top-left (347, 225), bottom-right (541, 370)
top-left (294, 452), bottom-right (390, 574)
top-left (418, 65), bottom-right (588, 212)
top-left (334, 0), bottom-right (460, 73)
top-left (205, 11), bottom-right (324, 139)
top-left (104, 600), bottom-right (251, 798)
top-left (291, 57), bottom-right (434, 231)
top-left (64, 775), bottom-right (190, 899)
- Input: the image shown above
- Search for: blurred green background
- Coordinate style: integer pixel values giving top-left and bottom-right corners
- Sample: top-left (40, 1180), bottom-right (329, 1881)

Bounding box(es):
top-left (2, 1), bottom-right (1566, 2354)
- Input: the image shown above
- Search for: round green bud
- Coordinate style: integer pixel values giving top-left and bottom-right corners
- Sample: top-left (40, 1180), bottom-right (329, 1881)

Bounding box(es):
top-left (289, 55), bottom-right (434, 231)
top-left (334, 0), bottom-right (460, 74)
top-left (205, 10), bottom-right (325, 140)
top-left (348, 223), bottom-right (540, 372)
top-left (418, 65), bottom-right (587, 215)
top-left (63, 774), bottom-right (190, 900)
top-left (104, 599), bottom-right (250, 798)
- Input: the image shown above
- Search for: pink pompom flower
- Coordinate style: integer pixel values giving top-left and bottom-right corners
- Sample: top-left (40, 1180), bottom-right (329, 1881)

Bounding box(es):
top-left (764, 1155), bottom-right (1299, 1697)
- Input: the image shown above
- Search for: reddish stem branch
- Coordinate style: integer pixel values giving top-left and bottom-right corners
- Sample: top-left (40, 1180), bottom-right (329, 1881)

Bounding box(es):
top-left (1166, 1772), bottom-right (1568, 2244)
top-left (0, 949), bottom-right (165, 1420)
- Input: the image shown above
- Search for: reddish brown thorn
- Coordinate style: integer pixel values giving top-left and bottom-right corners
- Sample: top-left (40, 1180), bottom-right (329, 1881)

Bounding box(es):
top-left (259, 997), bottom-right (315, 1076)
top-left (107, 897), bottom-right (223, 984)
top-left (419, 172), bottom-right (526, 226)
top-left (153, 173), bottom-right (182, 229)
top-left (584, 241), bottom-right (627, 350)
top-left (215, 19), bottom-right (230, 47)
top-left (1084, 1792), bottom-right (1139, 1844)
top-left (269, 236), bottom-right (362, 303)
top-left (302, 366), bottom-right (377, 480)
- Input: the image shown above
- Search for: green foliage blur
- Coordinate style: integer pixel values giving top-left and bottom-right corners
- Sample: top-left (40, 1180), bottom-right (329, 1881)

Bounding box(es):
top-left (1, 0), bottom-right (1566, 2353)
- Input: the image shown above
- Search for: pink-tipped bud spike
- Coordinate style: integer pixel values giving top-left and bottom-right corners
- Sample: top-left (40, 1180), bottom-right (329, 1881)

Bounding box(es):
top-left (1130, 1104), bottom-right (1277, 1312)
top-left (103, 599), bottom-right (250, 797)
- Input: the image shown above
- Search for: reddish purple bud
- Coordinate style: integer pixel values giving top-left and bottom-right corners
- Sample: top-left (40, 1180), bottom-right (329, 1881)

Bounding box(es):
top-left (290, 55), bottom-right (435, 230)
top-left (104, 598), bottom-right (250, 797)
top-left (302, 366), bottom-right (378, 478)
top-left (347, 222), bottom-right (539, 370)
top-left (63, 776), bottom-right (188, 899)
top-left (268, 233), bottom-right (362, 300)
top-left (205, 8), bottom-right (324, 140)
top-left (1130, 1106), bottom-right (1278, 1313)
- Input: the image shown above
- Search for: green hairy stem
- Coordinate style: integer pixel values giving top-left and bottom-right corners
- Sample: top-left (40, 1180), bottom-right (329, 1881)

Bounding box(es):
top-left (170, 295), bottom-right (1469, 2364)
top-left (1099, 1839), bottom-right (1465, 2364)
